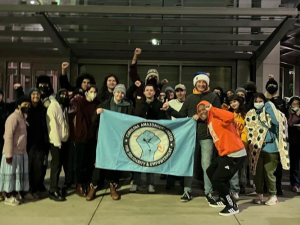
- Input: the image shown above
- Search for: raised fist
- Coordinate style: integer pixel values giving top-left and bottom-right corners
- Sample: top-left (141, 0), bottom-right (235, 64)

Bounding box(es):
top-left (135, 80), bottom-right (142, 87)
top-left (161, 99), bottom-right (169, 111)
top-left (14, 83), bottom-right (21, 89)
top-left (161, 79), bottom-right (168, 85)
top-left (134, 48), bottom-right (142, 55)
top-left (62, 62), bottom-right (69, 69)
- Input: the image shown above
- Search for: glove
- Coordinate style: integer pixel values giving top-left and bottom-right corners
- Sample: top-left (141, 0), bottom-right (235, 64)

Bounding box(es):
top-left (6, 157), bottom-right (12, 164)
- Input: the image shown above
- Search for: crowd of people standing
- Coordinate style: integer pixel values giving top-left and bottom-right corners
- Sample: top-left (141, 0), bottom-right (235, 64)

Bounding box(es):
top-left (0, 48), bottom-right (298, 217)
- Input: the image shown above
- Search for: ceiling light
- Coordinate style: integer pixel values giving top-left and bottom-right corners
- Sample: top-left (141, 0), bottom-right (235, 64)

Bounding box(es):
top-left (30, 1), bottom-right (35, 4)
top-left (151, 39), bottom-right (160, 45)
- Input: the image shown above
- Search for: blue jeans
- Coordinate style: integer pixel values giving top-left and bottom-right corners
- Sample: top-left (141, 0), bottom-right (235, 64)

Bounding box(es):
top-left (200, 139), bottom-right (214, 195)
top-left (230, 171), bottom-right (240, 193)
top-left (133, 173), bottom-right (154, 186)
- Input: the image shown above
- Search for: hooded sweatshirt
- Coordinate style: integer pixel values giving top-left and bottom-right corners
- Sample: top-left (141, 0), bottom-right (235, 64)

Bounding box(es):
top-left (74, 96), bottom-right (100, 143)
top-left (46, 91), bottom-right (69, 148)
top-left (168, 89), bottom-right (221, 140)
top-left (197, 101), bottom-right (245, 156)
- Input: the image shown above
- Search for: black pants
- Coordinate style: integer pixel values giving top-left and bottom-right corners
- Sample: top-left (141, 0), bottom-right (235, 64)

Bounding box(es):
top-left (91, 168), bottom-right (120, 187)
top-left (28, 145), bottom-right (46, 193)
top-left (64, 141), bottom-right (76, 188)
top-left (290, 144), bottom-right (300, 187)
top-left (50, 142), bottom-right (69, 192)
top-left (274, 161), bottom-right (282, 190)
top-left (74, 142), bottom-right (96, 185)
top-left (207, 155), bottom-right (246, 205)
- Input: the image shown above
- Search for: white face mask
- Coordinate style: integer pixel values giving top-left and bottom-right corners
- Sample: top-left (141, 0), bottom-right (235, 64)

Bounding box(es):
top-left (254, 102), bottom-right (264, 110)
top-left (292, 107), bottom-right (299, 112)
top-left (87, 93), bottom-right (96, 101)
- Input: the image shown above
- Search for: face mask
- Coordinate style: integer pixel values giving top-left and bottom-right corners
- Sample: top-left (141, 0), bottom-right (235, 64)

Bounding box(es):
top-left (58, 97), bottom-right (69, 107)
top-left (39, 86), bottom-right (50, 98)
top-left (147, 77), bottom-right (157, 85)
top-left (21, 107), bottom-right (29, 114)
top-left (267, 86), bottom-right (278, 95)
top-left (292, 107), bottom-right (299, 112)
top-left (87, 93), bottom-right (96, 101)
top-left (254, 102), bottom-right (264, 110)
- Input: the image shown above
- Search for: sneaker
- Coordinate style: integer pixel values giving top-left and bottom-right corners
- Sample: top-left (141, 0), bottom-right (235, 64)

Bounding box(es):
top-left (147, 185), bottom-right (155, 193)
top-left (231, 191), bottom-right (240, 201)
top-left (209, 198), bottom-right (226, 208)
top-left (24, 193), bottom-right (34, 200)
top-left (265, 195), bottom-right (278, 206)
top-left (180, 191), bottom-right (192, 202)
top-left (4, 197), bottom-right (20, 206)
top-left (219, 204), bottom-right (239, 216)
top-left (252, 194), bottom-right (264, 205)
top-left (292, 186), bottom-right (299, 192)
top-left (205, 193), bottom-right (217, 204)
top-left (129, 184), bottom-right (138, 193)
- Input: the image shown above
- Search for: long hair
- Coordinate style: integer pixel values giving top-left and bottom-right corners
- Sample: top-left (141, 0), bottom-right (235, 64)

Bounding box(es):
top-left (99, 74), bottom-right (119, 96)
top-left (227, 94), bottom-right (247, 118)
top-left (250, 92), bottom-right (268, 109)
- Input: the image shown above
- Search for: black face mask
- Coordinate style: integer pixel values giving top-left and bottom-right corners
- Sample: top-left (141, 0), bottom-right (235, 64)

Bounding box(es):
top-left (39, 86), bottom-right (51, 98)
top-left (147, 77), bottom-right (157, 85)
top-left (58, 97), bottom-right (69, 107)
top-left (267, 86), bottom-right (278, 95)
top-left (21, 107), bottom-right (29, 114)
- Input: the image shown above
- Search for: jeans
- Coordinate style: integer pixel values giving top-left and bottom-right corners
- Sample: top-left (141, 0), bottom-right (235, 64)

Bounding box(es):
top-left (133, 173), bottom-right (154, 186)
top-left (199, 139), bottom-right (214, 195)
top-left (229, 171), bottom-right (240, 193)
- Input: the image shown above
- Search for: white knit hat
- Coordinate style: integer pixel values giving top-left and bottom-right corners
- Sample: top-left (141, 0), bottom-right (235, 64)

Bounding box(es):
top-left (145, 69), bottom-right (159, 84)
top-left (193, 72), bottom-right (210, 86)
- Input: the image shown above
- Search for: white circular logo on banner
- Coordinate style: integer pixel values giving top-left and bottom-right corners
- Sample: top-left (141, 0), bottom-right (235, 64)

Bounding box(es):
top-left (123, 122), bottom-right (175, 167)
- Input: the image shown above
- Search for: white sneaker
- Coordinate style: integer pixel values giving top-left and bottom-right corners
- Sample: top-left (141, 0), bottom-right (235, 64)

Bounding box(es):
top-left (265, 195), bottom-right (278, 206)
top-left (129, 185), bottom-right (138, 193)
top-left (231, 191), bottom-right (240, 201)
top-left (4, 196), bottom-right (20, 206)
top-left (147, 185), bottom-right (155, 193)
top-left (253, 194), bottom-right (264, 204)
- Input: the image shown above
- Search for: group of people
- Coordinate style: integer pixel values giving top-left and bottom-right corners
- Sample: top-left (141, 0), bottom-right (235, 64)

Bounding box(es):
top-left (0, 48), bottom-right (298, 217)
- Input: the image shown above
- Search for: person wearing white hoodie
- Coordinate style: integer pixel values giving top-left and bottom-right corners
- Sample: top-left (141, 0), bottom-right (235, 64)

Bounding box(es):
top-left (46, 89), bottom-right (70, 201)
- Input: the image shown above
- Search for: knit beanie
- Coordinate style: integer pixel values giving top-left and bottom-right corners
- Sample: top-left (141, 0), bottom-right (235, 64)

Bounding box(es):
top-left (27, 87), bottom-right (41, 97)
top-left (17, 95), bottom-right (30, 106)
top-left (265, 78), bottom-right (278, 90)
top-left (113, 84), bottom-right (126, 94)
top-left (164, 86), bottom-right (175, 94)
top-left (145, 69), bottom-right (159, 84)
top-left (243, 81), bottom-right (257, 92)
top-left (193, 72), bottom-right (210, 86)
top-left (235, 87), bottom-right (247, 96)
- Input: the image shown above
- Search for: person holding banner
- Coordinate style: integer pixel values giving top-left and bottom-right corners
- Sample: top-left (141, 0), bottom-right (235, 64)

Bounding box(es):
top-left (127, 82), bottom-right (168, 193)
top-left (86, 84), bottom-right (135, 201)
top-left (194, 101), bottom-right (246, 216)
top-left (162, 72), bottom-right (221, 204)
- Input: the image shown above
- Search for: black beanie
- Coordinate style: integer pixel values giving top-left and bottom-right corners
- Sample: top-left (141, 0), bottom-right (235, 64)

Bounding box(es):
top-left (17, 96), bottom-right (30, 106)
top-left (265, 78), bottom-right (278, 90)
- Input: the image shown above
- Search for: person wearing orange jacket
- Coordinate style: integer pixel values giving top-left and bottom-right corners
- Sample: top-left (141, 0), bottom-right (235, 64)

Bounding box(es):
top-left (193, 100), bottom-right (247, 216)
